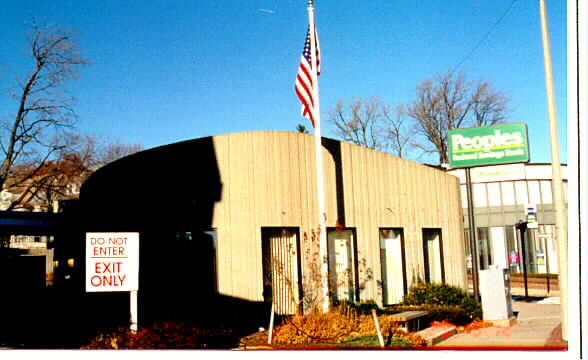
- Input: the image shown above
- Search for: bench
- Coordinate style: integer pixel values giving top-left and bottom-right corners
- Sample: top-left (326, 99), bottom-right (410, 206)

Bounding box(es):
top-left (388, 311), bottom-right (429, 333)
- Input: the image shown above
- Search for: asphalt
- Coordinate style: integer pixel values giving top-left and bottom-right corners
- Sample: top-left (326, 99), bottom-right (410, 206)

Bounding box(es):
top-left (434, 296), bottom-right (568, 350)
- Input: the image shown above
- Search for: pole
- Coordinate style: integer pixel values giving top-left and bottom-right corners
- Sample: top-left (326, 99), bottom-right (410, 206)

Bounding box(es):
top-left (371, 309), bottom-right (385, 348)
top-left (517, 222), bottom-right (529, 298)
top-left (307, 0), bottom-right (329, 313)
top-left (538, 0), bottom-right (568, 340)
top-left (267, 303), bottom-right (275, 344)
top-left (130, 290), bottom-right (138, 333)
top-left (465, 168), bottom-right (480, 300)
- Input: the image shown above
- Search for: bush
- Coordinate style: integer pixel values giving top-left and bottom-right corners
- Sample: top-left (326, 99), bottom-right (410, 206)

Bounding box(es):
top-left (81, 321), bottom-right (239, 349)
top-left (271, 309), bottom-right (425, 347)
top-left (400, 283), bottom-right (482, 322)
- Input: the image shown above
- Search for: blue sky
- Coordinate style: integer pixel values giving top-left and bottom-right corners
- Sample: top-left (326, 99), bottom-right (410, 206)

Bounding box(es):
top-left (1, 0), bottom-right (567, 164)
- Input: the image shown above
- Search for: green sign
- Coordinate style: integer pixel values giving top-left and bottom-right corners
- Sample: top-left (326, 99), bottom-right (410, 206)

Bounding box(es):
top-left (448, 123), bottom-right (529, 168)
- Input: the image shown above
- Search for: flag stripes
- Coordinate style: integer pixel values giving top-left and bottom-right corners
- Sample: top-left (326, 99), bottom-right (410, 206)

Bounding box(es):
top-left (295, 26), bottom-right (320, 128)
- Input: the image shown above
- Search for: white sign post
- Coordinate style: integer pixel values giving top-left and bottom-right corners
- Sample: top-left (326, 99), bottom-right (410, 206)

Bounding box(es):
top-left (86, 232), bottom-right (140, 332)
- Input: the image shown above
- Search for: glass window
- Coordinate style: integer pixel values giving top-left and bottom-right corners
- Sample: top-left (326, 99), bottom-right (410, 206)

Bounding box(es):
top-left (422, 229), bottom-right (444, 284)
top-left (327, 228), bottom-right (358, 303)
top-left (514, 181), bottom-right (529, 205)
top-left (528, 181), bottom-right (542, 205)
top-left (487, 183), bottom-right (501, 207)
top-left (460, 185), bottom-right (468, 209)
top-left (379, 228), bottom-right (406, 305)
top-left (473, 183), bottom-right (487, 207)
top-left (505, 225), bottom-right (520, 272)
top-left (477, 227), bottom-right (492, 270)
top-left (540, 181), bottom-right (553, 204)
top-left (501, 182), bottom-right (516, 206)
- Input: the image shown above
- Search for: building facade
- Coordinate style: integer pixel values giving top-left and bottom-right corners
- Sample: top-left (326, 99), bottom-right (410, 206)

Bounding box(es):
top-left (448, 163), bottom-right (567, 276)
top-left (74, 131), bottom-right (467, 319)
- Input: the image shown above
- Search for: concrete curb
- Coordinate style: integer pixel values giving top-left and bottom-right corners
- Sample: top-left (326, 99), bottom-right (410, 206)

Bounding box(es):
top-left (417, 325), bottom-right (457, 346)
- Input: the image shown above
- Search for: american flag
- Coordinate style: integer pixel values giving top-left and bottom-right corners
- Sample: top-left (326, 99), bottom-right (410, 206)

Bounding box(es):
top-left (295, 26), bottom-right (320, 128)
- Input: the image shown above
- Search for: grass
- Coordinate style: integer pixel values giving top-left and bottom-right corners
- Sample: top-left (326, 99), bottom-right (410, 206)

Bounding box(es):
top-left (337, 335), bottom-right (414, 348)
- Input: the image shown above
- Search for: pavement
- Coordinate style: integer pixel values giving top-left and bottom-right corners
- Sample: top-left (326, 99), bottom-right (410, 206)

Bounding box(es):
top-left (432, 296), bottom-right (568, 350)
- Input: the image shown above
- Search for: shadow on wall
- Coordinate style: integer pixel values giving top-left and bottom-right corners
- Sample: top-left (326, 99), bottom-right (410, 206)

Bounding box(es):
top-left (40, 137), bottom-right (271, 348)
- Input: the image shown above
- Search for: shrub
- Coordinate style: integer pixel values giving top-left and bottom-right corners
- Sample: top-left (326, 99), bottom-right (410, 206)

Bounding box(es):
top-left (400, 283), bottom-right (482, 321)
top-left (271, 307), bottom-right (424, 347)
top-left (81, 321), bottom-right (239, 349)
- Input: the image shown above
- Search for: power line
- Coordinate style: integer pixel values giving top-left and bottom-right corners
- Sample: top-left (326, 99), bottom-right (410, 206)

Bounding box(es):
top-left (452, 0), bottom-right (520, 73)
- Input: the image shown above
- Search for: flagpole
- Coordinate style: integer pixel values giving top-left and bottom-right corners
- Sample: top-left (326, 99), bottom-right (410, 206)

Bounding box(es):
top-left (307, 0), bottom-right (329, 313)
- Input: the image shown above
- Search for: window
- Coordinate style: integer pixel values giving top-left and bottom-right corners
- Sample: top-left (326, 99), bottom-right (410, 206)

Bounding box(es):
top-left (473, 183), bottom-right (487, 207)
top-left (501, 182), bottom-right (516, 206)
top-left (175, 230), bottom-right (218, 293)
top-left (514, 181), bottom-right (529, 205)
top-left (540, 180), bottom-right (553, 204)
top-left (487, 183), bottom-right (501, 207)
top-left (379, 228), bottom-right (407, 305)
top-left (422, 229), bottom-right (444, 284)
top-left (528, 181), bottom-right (542, 205)
top-left (327, 228), bottom-right (359, 303)
top-left (477, 227), bottom-right (492, 270)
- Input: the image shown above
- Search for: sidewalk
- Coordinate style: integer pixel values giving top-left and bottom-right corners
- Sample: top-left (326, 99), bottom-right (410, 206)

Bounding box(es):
top-left (434, 297), bottom-right (567, 350)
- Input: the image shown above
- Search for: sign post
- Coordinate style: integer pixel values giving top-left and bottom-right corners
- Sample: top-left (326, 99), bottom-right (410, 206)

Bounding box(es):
top-left (448, 123), bottom-right (530, 300)
top-left (86, 232), bottom-right (140, 332)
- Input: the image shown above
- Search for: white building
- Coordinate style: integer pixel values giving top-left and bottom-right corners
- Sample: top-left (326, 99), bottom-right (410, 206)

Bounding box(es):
top-left (448, 163), bottom-right (567, 276)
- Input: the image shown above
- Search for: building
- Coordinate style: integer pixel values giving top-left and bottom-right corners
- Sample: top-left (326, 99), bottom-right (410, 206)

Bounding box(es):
top-left (64, 130), bottom-right (467, 326)
top-left (448, 163), bottom-right (567, 276)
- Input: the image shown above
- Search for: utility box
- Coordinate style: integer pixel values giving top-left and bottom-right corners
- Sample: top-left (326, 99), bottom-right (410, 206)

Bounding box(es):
top-left (479, 266), bottom-right (514, 322)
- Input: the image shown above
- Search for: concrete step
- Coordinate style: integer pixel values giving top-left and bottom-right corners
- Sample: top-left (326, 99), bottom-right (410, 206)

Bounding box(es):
top-left (416, 325), bottom-right (457, 346)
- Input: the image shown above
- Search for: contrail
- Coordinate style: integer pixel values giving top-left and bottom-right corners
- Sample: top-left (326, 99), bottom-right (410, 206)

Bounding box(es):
top-left (258, 8), bottom-right (275, 14)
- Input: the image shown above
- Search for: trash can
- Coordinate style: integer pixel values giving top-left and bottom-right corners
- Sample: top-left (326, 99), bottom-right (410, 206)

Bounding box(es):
top-left (479, 266), bottom-right (514, 321)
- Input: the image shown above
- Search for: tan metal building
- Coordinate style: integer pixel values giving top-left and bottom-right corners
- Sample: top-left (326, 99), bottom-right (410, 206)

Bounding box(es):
top-left (209, 131), bottom-right (466, 312)
top-left (79, 130), bottom-right (467, 316)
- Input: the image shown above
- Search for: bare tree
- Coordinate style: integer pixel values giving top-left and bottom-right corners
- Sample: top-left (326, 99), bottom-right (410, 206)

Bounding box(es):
top-left (2, 134), bottom-right (143, 211)
top-left (0, 24), bottom-right (88, 210)
top-left (329, 97), bottom-right (387, 151)
top-left (405, 71), bottom-right (511, 164)
top-left (382, 104), bottom-right (413, 158)
top-left (95, 142), bottom-right (143, 166)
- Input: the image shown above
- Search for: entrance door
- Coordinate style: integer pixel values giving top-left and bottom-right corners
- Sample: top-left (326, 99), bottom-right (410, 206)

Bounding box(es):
top-left (380, 229), bottom-right (406, 305)
top-left (261, 228), bottom-right (301, 315)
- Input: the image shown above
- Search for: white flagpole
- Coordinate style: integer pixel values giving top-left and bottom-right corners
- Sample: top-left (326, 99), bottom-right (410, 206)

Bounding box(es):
top-left (307, 0), bottom-right (329, 313)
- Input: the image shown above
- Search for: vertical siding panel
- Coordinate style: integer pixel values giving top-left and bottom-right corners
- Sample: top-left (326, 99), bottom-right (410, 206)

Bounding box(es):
top-left (288, 132), bottom-right (301, 225)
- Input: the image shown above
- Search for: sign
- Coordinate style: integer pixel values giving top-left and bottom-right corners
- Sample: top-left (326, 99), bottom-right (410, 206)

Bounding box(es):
top-left (448, 123), bottom-right (530, 168)
top-left (470, 163), bottom-right (526, 183)
top-left (86, 232), bottom-right (139, 292)
top-left (536, 250), bottom-right (545, 265)
top-left (508, 251), bottom-right (520, 265)
top-left (526, 204), bottom-right (538, 229)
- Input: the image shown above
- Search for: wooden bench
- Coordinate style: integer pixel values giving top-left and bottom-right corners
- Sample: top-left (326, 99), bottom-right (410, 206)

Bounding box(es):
top-left (388, 311), bottom-right (429, 333)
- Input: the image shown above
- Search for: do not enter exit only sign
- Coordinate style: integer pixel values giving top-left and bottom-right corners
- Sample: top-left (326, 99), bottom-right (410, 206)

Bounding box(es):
top-left (86, 232), bottom-right (139, 292)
